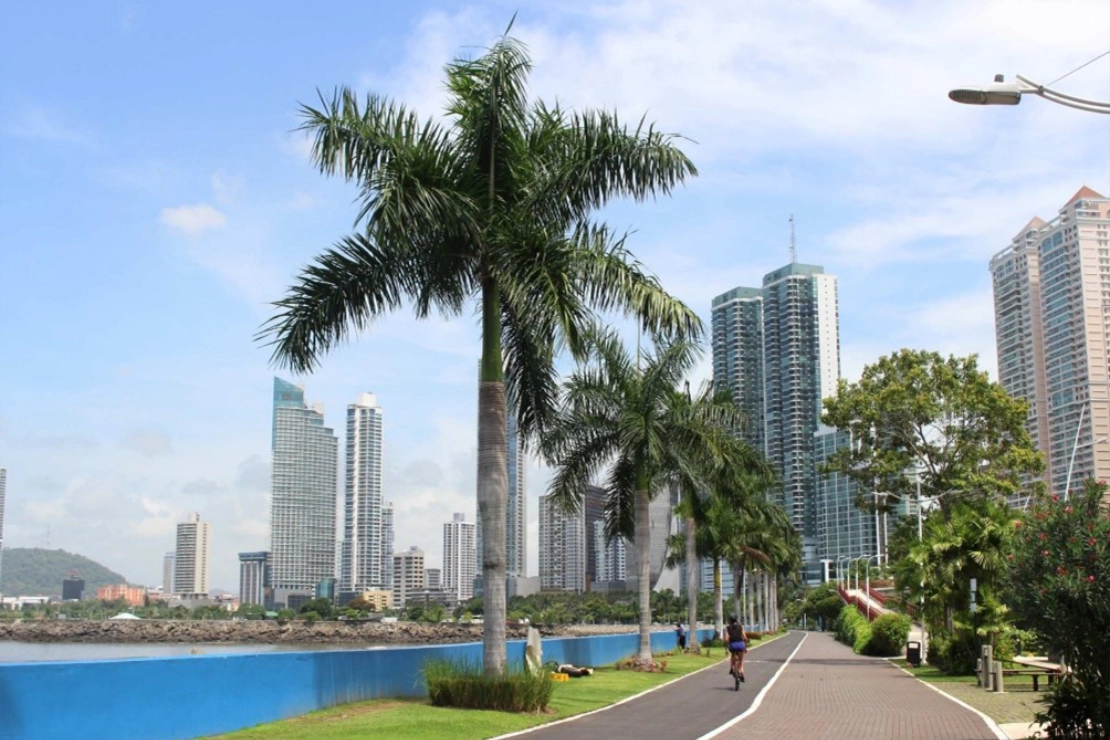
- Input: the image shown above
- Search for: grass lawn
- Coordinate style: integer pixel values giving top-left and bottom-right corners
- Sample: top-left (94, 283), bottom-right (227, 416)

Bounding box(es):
top-left (890, 659), bottom-right (1046, 726)
top-left (209, 635), bottom-right (784, 740)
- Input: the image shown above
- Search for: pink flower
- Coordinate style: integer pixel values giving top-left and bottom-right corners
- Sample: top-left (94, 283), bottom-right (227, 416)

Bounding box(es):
top-left (1089, 575), bottom-right (1096, 583)
top-left (1052, 494), bottom-right (1060, 502)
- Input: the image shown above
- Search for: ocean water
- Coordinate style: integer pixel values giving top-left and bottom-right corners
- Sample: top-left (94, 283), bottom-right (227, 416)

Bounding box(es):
top-left (0, 641), bottom-right (386, 663)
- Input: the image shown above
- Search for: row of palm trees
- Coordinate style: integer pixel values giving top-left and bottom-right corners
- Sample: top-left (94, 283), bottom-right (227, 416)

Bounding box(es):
top-left (258, 30), bottom-right (796, 674)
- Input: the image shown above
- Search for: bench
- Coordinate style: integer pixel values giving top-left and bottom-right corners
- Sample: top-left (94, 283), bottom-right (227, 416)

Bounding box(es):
top-left (994, 662), bottom-right (1061, 692)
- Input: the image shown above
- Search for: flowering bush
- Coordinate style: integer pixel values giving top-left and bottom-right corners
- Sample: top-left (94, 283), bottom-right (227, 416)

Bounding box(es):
top-left (1010, 480), bottom-right (1110, 739)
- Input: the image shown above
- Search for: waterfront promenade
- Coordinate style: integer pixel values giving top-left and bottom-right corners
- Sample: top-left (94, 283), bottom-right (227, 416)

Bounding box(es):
top-left (504, 631), bottom-right (1005, 740)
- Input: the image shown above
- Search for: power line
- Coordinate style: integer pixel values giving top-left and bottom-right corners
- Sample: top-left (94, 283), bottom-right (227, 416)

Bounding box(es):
top-left (1047, 49), bottom-right (1110, 87)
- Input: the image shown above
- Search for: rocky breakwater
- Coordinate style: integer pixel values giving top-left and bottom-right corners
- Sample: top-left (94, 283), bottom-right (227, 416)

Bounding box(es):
top-left (0, 619), bottom-right (640, 645)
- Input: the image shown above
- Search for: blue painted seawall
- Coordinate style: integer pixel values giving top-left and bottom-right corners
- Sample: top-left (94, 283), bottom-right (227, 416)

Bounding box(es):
top-left (0, 628), bottom-right (714, 740)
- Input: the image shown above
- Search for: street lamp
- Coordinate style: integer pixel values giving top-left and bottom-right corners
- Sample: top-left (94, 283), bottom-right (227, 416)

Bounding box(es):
top-left (949, 74), bottom-right (1110, 114)
top-left (863, 555), bottom-right (881, 621)
top-left (836, 556), bottom-right (850, 590)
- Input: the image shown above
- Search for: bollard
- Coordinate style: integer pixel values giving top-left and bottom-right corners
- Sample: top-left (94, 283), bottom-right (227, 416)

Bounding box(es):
top-left (980, 646), bottom-right (994, 690)
top-left (993, 660), bottom-right (1005, 693)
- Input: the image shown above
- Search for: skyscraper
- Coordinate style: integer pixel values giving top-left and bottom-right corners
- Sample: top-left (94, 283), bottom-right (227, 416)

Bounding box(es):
top-left (392, 546), bottom-right (425, 608)
top-left (238, 551), bottom-right (271, 606)
top-left (991, 187), bottom-right (1110, 501)
top-left (0, 468), bottom-right (6, 594)
top-left (270, 377), bottom-right (339, 608)
top-left (538, 494), bottom-right (586, 592)
top-left (582, 485), bottom-right (607, 588)
top-left (162, 552), bottom-right (175, 596)
top-left (712, 262), bottom-right (840, 581)
top-left (174, 512), bottom-right (211, 596)
top-left (593, 520), bottom-right (628, 584)
top-left (442, 513), bottom-right (476, 602)
top-left (380, 501), bottom-right (394, 588)
top-left (341, 392), bottom-right (385, 593)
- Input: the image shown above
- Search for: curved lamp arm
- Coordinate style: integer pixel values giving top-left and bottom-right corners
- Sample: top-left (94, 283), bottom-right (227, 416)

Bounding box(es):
top-left (949, 74), bottom-right (1110, 114)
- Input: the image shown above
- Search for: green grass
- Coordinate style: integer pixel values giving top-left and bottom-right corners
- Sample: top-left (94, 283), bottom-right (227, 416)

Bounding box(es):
top-left (890, 658), bottom-right (1045, 726)
top-left (208, 649), bottom-right (729, 740)
top-left (891, 659), bottom-right (1043, 690)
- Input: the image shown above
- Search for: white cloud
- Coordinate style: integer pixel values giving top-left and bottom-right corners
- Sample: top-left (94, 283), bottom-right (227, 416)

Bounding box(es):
top-left (6, 106), bottom-right (92, 145)
top-left (211, 171), bottom-right (245, 205)
top-left (121, 429), bottom-right (173, 458)
top-left (160, 203), bottom-right (228, 236)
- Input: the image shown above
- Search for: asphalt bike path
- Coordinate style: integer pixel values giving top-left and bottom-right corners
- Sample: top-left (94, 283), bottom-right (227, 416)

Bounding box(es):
top-left (500, 630), bottom-right (806, 740)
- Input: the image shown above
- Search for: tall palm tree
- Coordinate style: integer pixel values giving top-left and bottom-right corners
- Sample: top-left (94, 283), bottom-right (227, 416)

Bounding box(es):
top-left (258, 31), bottom-right (699, 675)
top-left (544, 328), bottom-right (741, 661)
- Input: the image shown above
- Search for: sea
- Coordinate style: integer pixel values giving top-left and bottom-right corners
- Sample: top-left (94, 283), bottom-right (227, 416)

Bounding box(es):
top-left (0, 641), bottom-right (388, 663)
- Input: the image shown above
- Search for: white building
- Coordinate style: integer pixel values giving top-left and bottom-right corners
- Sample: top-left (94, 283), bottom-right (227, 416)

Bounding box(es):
top-left (174, 513), bottom-right (211, 596)
top-left (0, 468), bottom-right (6, 594)
top-left (538, 494), bottom-right (586, 592)
top-left (381, 501), bottom-right (395, 589)
top-left (442, 513), bottom-right (476, 602)
top-left (392, 546), bottom-right (425, 608)
top-left (341, 392), bottom-right (386, 593)
top-left (162, 552), bottom-right (175, 596)
top-left (270, 377), bottom-right (339, 608)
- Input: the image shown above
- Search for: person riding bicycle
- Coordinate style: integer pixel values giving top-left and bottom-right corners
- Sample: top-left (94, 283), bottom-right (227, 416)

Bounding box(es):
top-left (726, 615), bottom-right (747, 683)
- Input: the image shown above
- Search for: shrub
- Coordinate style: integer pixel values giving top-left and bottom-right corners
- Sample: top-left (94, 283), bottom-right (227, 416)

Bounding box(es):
top-left (615, 655), bottom-right (668, 672)
top-left (865, 613), bottom-right (910, 657)
top-left (423, 659), bottom-right (554, 712)
top-left (927, 629), bottom-right (978, 675)
top-left (1010, 482), bottom-right (1110, 738)
top-left (834, 605), bottom-right (871, 654)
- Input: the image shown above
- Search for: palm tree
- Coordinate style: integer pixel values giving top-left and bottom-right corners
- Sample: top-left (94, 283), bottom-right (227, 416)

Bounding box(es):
top-left (666, 406), bottom-right (771, 648)
top-left (544, 328), bottom-right (742, 661)
top-left (258, 30), bottom-right (699, 675)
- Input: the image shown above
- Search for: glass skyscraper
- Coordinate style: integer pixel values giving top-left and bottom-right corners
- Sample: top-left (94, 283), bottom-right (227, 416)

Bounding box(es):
top-left (712, 263), bottom-right (840, 582)
top-left (270, 377), bottom-right (338, 608)
top-left (341, 392), bottom-right (385, 593)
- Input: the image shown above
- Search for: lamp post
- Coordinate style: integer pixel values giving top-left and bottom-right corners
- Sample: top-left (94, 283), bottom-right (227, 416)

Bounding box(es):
top-left (949, 73), bottom-right (1110, 114)
top-left (836, 556), bottom-right (850, 590)
top-left (863, 554), bottom-right (881, 620)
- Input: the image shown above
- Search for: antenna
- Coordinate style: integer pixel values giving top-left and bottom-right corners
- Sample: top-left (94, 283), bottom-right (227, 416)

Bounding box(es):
top-left (788, 214), bottom-right (796, 264)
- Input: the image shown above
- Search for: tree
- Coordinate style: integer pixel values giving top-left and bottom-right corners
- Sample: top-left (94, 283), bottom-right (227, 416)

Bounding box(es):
top-left (298, 597), bottom-right (335, 620)
top-left (235, 603), bottom-right (266, 620)
top-left (544, 329), bottom-right (741, 660)
top-left (258, 28), bottom-right (698, 676)
top-left (822, 350), bottom-right (1042, 513)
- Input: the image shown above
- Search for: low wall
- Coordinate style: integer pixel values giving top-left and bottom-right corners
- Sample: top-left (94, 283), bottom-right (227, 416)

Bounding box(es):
top-left (0, 628), bottom-right (713, 740)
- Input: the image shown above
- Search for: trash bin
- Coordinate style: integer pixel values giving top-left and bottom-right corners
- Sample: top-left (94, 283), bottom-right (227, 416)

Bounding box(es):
top-left (906, 640), bottom-right (922, 668)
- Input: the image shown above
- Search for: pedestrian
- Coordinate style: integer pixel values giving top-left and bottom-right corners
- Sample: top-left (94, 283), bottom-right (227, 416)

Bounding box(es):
top-left (675, 621), bottom-right (687, 651)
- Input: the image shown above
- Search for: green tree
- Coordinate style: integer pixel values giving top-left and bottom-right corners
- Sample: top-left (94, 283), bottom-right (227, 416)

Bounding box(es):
top-left (822, 350), bottom-right (1042, 512)
top-left (258, 29), bottom-right (698, 676)
top-left (544, 329), bottom-right (741, 660)
top-left (298, 598), bottom-right (335, 620)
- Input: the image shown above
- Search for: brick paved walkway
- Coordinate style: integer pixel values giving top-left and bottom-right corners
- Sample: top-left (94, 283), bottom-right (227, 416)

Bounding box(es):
top-left (710, 632), bottom-right (1002, 740)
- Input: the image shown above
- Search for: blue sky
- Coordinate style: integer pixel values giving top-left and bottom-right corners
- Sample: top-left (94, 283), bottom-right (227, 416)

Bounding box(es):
top-left (1, 1), bottom-right (1108, 592)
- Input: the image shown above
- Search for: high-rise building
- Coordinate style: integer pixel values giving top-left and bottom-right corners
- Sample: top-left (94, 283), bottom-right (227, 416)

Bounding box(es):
top-left (0, 468), bottom-right (6, 594)
top-left (991, 187), bottom-right (1110, 502)
top-left (174, 512), bottom-right (211, 596)
top-left (538, 494), bottom-right (586, 592)
top-left (442, 513), bottom-right (476, 602)
top-left (341, 392), bottom-right (385, 593)
top-left (425, 568), bottom-right (442, 590)
top-left (392, 547), bottom-right (425, 608)
top-left (582, 485), bottom-right (607, 588)
top-left (712, 262), bottom-right (840, 582)
top-left (380, 501), bottom-right (394, 588)
top-left (592, 520), bottom-right (628, 583)
top-left (162, 552), bottom-right (175, 596)
top-left (270, 377), bottom-right (339, 608)
top-left (238, 551), bottom-right (271, 607)
top-left (814, 426), bottom-right (880, 569)
top-left (475, 372), bottom-right (527, 584)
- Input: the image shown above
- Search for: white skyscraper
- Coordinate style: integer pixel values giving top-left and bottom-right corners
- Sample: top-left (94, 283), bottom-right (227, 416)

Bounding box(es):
top-left (174, 512), bottom-right (211, 596)
top-left (270, 377), bottom-right (339, 608)
top-left (593, 520), bottom-right (628, 583)
top-left (442, 513), bottom-right (477, 602)
top-left (341, 392), bottom-right (385, 593)
top-left (538, 494), bottom-right (586, 592)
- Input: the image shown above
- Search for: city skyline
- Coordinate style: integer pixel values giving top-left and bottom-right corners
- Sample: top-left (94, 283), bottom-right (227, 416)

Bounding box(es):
top-left (1, 2), bottom-right (1107, 592)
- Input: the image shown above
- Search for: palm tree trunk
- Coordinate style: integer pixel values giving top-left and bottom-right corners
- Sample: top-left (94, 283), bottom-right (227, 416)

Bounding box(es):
top-left (713, 558), bottom-right (723, 640)
top-left (762, 572), bottom-right (769, 631)
top-left (685, 515), bottom-right (698, 650)
top-left (478, 277), bottom-right (507, 675)
top-left (635, 486), bottom-right (653, 661)
top-left (732, 561), bottom-right (743, 623)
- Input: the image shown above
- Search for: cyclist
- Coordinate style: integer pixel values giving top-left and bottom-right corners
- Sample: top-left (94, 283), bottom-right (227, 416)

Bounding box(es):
top-left (726, 615), bottom-right (748, 688)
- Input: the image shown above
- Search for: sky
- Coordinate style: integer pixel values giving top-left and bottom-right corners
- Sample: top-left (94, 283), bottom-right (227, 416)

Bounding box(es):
top-left (1, 1), bottom-right (1108, 593)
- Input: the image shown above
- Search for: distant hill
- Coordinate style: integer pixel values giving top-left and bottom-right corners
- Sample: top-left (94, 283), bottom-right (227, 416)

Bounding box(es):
top-left (0, 548), bottom-right (130, 597)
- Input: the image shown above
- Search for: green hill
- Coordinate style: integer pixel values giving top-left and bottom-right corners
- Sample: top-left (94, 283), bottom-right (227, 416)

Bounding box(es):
top-left (0, 548), bottom-right (130, 597)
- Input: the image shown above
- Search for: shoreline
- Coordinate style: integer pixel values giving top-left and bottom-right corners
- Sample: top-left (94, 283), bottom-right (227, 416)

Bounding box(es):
top-left (0, 619), bottom-right (644, 645)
